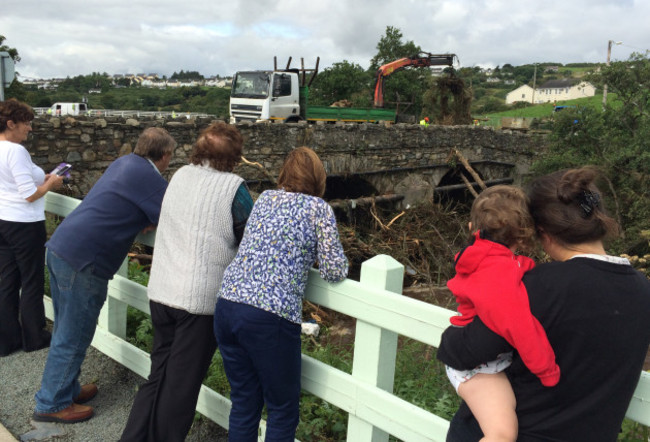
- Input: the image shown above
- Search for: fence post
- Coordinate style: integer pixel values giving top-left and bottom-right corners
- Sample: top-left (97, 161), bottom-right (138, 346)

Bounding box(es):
top-left (97, 257), bottom-right (128, 339)
top-left (347, 254), bottom-right (404, 442)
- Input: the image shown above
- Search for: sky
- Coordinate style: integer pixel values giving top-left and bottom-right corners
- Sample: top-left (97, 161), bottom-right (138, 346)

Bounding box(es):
top-left (1, 0), bottom-right (648, 80)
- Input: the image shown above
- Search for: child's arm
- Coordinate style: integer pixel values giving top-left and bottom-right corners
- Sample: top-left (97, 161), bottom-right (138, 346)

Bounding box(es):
top-left (438, 317), bottom-right (512, 370)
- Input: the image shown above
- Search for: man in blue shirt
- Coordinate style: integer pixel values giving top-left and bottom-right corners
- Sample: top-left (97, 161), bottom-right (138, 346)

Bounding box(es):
top-left (33, 127), bottom-right (175, 424)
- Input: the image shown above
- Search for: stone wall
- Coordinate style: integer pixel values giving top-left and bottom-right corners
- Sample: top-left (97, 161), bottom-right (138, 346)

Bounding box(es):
top-left (26, 116), bottom-right (544, 198)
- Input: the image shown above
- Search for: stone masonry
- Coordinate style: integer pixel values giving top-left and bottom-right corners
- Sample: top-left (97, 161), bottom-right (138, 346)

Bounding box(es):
top-left (26, 116), bottom-right (544, 201)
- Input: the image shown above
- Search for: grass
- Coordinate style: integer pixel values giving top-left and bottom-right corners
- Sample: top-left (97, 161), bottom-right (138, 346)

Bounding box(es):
top-left (478, 94), bottom-right (614, 128)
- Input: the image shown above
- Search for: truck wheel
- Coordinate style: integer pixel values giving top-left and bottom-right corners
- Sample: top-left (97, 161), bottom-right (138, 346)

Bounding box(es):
top-left (284, 116), bottom-right (303, 123)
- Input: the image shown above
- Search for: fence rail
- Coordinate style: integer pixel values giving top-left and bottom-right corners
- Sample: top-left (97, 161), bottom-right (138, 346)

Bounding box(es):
top-left (33, 107), bottom-right (214, 119)
top-left (43, 191), bottom-right (650, 441)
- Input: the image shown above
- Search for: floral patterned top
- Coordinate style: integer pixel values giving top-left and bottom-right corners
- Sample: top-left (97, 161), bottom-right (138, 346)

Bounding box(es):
top-left (218, 189), bottom-right (348, 323)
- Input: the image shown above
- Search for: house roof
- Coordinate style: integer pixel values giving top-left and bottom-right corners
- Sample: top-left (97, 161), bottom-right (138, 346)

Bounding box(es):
top-left (538, 79), bottom-right (576, 89)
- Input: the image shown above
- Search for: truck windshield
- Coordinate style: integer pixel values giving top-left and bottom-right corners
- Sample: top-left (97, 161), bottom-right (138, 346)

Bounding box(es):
top-left (231, 72), bottom-right (270, 99)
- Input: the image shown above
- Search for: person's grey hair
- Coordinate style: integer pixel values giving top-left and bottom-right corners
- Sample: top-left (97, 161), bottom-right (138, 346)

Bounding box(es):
top-left (133, 127), bottom-right (176, 161)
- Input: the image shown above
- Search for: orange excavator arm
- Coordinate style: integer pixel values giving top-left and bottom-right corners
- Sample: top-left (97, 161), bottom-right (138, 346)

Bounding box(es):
top-left (373, 52), bottom-right (456, 108)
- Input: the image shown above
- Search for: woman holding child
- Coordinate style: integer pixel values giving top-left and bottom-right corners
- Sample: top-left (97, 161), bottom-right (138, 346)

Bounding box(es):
top-left (439, 167), bottom-right (650, 441)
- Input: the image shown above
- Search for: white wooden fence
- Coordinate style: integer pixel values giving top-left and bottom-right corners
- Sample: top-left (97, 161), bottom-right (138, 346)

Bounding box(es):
top-left (43, 192), bottom-right (650, 441)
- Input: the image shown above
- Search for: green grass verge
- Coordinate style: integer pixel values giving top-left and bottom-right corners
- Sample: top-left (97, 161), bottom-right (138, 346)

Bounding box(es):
top-left (478, 94), bottom-right (619, 128)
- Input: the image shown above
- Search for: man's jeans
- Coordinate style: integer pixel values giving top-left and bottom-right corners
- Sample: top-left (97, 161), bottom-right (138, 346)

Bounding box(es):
top-left (34, 249), bottom-right (108, 413)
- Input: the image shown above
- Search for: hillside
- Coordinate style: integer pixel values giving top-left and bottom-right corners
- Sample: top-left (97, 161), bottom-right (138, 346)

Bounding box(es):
top-left (480, 94), bottom-right (610, 128)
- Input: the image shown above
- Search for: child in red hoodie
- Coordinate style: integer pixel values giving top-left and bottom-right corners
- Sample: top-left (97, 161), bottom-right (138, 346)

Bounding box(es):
top-left (444, 185), bottom-right (560, 442)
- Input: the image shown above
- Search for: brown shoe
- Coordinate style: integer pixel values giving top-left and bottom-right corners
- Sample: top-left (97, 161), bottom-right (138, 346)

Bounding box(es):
top-left (33, 403), bottom-right (94, 424)
top-left (74, 384), bottom-right (98, 404)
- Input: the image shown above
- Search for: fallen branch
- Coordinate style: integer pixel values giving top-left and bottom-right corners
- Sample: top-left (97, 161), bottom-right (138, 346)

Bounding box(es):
top-left (449, 148), bottom-right (487, 191)
top-left (370, 202), bottom-right (388, 230)
top-left (386, 211), bottom-right (406, 228)
top-left (240, 156), bottom-right (277, 185)
top-left (459, 173), bottom-right (479, 198)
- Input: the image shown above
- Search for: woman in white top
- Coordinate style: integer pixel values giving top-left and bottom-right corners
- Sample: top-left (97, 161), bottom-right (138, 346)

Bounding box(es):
top-left (0, 99), bottom-right (63, 356)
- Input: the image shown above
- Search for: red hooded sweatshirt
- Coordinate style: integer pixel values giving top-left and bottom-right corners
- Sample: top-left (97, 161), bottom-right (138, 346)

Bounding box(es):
top-left (447, 231), bottom-right (560, 387)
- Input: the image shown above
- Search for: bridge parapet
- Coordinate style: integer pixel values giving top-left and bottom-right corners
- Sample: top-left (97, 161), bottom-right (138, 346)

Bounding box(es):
top-left (29, 116), bottom-right (541, 199)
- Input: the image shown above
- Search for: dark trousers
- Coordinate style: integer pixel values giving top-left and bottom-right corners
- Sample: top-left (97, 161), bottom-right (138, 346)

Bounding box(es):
top-left (214, 299), bottom-right (301, 442)
top-left (0, 219), bottom-right (49, 356)
top-left (120, 301), bottom-right (217, 442)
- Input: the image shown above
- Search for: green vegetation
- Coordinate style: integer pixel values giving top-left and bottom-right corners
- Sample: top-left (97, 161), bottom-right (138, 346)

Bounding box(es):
top-left (531, 53), bottom-right (650, 255)
top-left (16, 83), bottom-right (232, 117)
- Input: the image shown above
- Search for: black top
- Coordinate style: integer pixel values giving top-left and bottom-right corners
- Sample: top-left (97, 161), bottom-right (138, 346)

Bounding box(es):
top-left (438, 257), bottom-right (650, 442)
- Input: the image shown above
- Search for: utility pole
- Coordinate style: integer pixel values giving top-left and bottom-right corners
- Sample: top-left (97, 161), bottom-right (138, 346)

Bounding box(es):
top-left (602, 40), bottom-right (622, 107)
top-left (531, 63), bottom-right (537, 105)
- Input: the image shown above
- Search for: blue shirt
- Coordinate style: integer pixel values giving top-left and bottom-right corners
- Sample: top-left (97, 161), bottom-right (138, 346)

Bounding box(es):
top-left (47, 154), bottom-right (168, 279)
top-left (219, 189), bottom-right (348, 323)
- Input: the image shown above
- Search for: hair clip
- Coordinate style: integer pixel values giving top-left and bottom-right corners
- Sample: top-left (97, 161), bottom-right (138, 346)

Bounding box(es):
top-left (578, 191), bottom-right (600, 218)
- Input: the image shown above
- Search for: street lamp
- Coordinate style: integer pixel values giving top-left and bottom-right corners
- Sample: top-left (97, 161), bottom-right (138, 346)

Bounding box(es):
top-left (602, 40), bottom-right (622, 107)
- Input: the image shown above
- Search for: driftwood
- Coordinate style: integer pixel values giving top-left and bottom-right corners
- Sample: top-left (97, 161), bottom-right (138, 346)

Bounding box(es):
top-left (329, 194), bottom-right (404, 209)
top-left (459, 173), bottom-right (479, 198)
top-left (447, 148), bottom-right (487, 197)
top-left (240, 156), bottom-right (277, 185)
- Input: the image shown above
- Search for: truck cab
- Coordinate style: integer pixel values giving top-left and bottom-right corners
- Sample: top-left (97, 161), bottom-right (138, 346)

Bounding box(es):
top-left (229, 71), bottom-right (300, 123)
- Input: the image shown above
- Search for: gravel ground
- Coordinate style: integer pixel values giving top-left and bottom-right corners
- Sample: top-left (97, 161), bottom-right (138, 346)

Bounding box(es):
top-left (0, 341), bottom-right (228, 441)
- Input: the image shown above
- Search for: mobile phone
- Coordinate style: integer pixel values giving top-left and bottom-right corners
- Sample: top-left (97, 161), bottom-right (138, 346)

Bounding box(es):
top-left (51, 163), bottom-right (72, 176)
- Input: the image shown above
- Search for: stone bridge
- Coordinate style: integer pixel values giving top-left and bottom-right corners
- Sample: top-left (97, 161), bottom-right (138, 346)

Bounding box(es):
top-left (26, 116), bottom-right (543, 206)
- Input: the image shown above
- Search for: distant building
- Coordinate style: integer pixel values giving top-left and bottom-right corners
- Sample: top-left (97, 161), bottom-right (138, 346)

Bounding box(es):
top-left (505, 85), bottom-right (535, 104)
top-left (505, 79), bottom-right (596, 104)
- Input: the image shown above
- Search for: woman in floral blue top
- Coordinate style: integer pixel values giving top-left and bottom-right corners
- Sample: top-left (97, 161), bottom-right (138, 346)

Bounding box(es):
top-left (215, 146), bottom-right (348, 441)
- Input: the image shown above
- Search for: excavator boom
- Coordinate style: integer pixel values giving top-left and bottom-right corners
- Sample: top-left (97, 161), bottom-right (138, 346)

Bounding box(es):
top-left (373, 52), bottom-right (456, 108)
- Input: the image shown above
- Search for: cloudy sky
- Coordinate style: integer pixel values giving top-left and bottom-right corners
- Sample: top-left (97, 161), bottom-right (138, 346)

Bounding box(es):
top-left (1, 0), bottom-right (647, 80)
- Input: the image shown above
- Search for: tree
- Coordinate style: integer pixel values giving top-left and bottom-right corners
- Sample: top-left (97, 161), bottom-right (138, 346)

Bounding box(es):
top-left (309, 61), bottom-right (371, 106)
top-left (1, 35), bottom-right (23, 99)
top-left (0, 35), bottom-right (20, 62)
top-left (531, 52), bottom-right (650, 253)
top-left (369, 26), bottom-right (430, 115)
top-left (171, 70), bottom-right (204, 81)
top-left (369, 26), bottom-right (420, 71)
top-left (513, 65), bottom-right (535, 85)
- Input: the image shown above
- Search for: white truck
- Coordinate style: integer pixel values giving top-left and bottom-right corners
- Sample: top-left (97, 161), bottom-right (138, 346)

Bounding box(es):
top-left (47, 102), bottom-right (88, 116)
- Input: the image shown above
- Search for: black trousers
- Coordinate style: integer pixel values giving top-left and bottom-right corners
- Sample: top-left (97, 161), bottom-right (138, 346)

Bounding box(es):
top-left (120, 301), bottom-right (217, 442)
top-left (0, 219), bottom-right (49, 356)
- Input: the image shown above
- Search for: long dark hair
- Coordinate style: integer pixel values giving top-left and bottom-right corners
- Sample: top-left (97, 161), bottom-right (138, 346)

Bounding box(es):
top-left (527, 167), bottom-right (619, 245)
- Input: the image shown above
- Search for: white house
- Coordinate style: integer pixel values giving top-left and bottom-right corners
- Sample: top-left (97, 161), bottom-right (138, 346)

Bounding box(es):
top-left (506, 79), bottom-right (596, 105)
top-left (505, 85), bottom-right (535, 104)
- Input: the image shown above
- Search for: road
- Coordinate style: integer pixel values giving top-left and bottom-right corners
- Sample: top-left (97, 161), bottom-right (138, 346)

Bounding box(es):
top-left (0, 341), bottom-right (228, 441)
